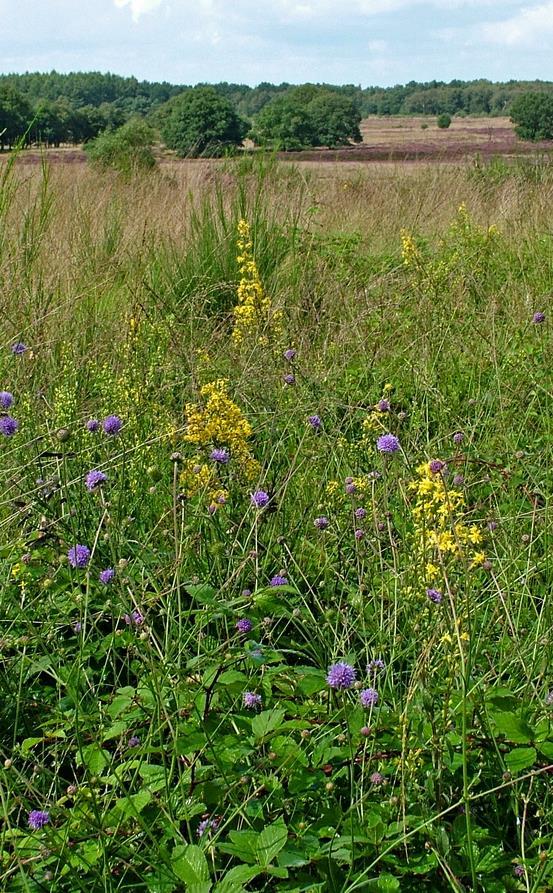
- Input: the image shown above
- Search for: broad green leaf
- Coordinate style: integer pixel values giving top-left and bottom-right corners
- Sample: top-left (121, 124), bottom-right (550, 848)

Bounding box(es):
top-left (490, 712), bottom-right (534, 744)
top-left (219, 830), bottom-right (259, 864)
top-left (538, 741), bottom-right (553, 760)
top-left (172, 844), bottom-right (211, 889)
top-left (251, 708), bottom-right (285, 741)
top-left (214, 865), bottom-right (262, 892)
top-left (256, 820), bottom-right (288, 868)
top-left (505, 747), bottom-right (537, 773)
top-left (81, 744), bottom-right (111, 775)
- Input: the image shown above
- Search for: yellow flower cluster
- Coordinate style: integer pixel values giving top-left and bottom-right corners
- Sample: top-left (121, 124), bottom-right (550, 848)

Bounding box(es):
top-left (409, 461), bottom-right (484, 588)
top-left (232, 219), bottom-right (280, 346)
top-left (182, 379), bottom-right (259, 509)
top-left (400, 229), bottom-right (420, 268)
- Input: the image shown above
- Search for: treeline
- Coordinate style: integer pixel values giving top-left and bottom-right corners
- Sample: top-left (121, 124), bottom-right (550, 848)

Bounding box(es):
top-left (2, 71), bottom-right (553, 148)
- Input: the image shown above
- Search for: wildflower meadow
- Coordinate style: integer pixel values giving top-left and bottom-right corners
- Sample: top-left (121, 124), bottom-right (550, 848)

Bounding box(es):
top-left (0, 151), bottom-right (551, 892)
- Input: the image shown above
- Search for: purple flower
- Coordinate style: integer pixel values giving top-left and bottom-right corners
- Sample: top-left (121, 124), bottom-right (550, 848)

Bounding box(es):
top-left (326, 661), bottom-right (356, 690)
top-left (102, 415), bottom-right (123, 436)
top-left (128, 735), bottom-right (140, 748)
top-left (124, 610), bottom-right (144, 626)
top-left (11, 342), bottom-right (27, 355)
top-left (0, 415), bottom-right (18, 436)
top-left (370, 771), bottom-right (385, 785)
top-left (426, 588), bottom-right (443, 604)
top-left (514, 865), bottom-right (525, 877)
top-left (243, 691), bottom-right (262, 710)
top-left (28, 810), bottom-right (50, 830)
top-left (99, 568), bottom-right (115, 585)
top-left (429, 459), bottom-right (445, 474)
top-left (86, 419), bottom-right (100, 433)
top-left (377, 399), bottom-right (390, 412)
top-left (270, 574), bottom-right (288, 587)
top-left (354, 529), bottom-right (364, 540)
top-left (376, 433), bottom-right (400, 454)
top-left (72, 620), bottom-right (82, 633)
top-left (314, 516), bottom-right (329, 530)
top-left (250, 490), bottom-right (269, 509)
top-left (533, 311), bottom-right (545, 324)
top-left (487, 520), bottom-right (498, 532)
top-left (242, 588), bottom-right (252, 597)
top-left (368, 658), bottom-right (385, 673)
top-left (452, 474), bottom-right (464, 486)
top-left (236, 618), bottom-right (253, 634)
top-left (197, 817), bottom-right (219, 837)
top-left (360, 688), bottom-right (379, 708)
top-left (68, 545), bottom-right (91, 569)
top-left (345, 481), bottom-right (356, 495)
top-left (354, 507), bottom-right (367, 520)
top-left (0, 391), bottom-right (13, 409)
top-left (308, 415), bottom-right (322, 430)
top-left (367, 470), bottom-right (382, 481)
top-left (209, 447), bottom-right (230, 464)
top-left (85, 469), bottom-right (107, 491)
top-left (452, 431), bottom-right (464, 445)
top-left (283, 373), bottom-right (295, 386)
top-left (545, 690), bottom-right (553, 706)
top-left (283, 348), bottom-right (296, 361)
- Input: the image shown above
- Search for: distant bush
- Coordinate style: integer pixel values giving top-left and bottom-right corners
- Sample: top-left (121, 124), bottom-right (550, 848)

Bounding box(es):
top-left (511, 92), bottom-right (553, 140)
top-left (252, 86), bottom-right (362, 151)
top-left (85, 118), bottom-right (156, 176)
top-left (437, 113), bottom-right (451, 129)
top-left (160, 86), bottom-right (248, 158)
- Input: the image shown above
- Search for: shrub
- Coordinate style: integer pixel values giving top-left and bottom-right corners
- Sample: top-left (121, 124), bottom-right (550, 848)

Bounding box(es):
top-left (85, 118), bottom-right (156, 176)
top-left (511, 91), bottom-right (553, 140)
top-left (252, 85), bottom-right (362, 150)
top-left (160, 86), bottom-right (248, 158)
top-left (437, 113), bottom-right (452, 129)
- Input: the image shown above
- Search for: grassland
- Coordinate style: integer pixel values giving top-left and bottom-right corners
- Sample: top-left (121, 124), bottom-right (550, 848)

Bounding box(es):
top-left (0, 151), bottom-right (552, 892)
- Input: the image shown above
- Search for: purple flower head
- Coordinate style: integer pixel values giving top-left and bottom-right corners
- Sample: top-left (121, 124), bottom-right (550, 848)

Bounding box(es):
top-left (545, 690), bottom-right (553, 706)
top-left (283, 373), bottom-right (295, 386)
top-left (86, 419), bottom-right (100, 432)
top-left (28, 810), bottom-right (50, 831)
top-left (377, 399), bottom-right (390, 412)
top-left (308, 414), bottom-right (322, 430)
top-left (209, 447), bottom-right (230, 464)
top-left (368, 658), bottom-right (385, 673)
top-left (370, 771), bottom-right (385, 785)
top-left (345, 481), bottom-right (357, 495)
top-left (68, 544), bottom-right (91, 569)
top-left (85, 469), bottom-right (107, 492)
top-left (0, 415), bottom-right (18, 437)
top-left (426, 588), bottom-right (443, 604)
top-left (453, 431), bottom-right (464, 446)
top-left (242, 588), bottom-right (252, 597)
top-left (283, 348), bottom-right (296, 361)
top-left (72, 620), bottom-right (82, 633)
top-left (243, 691), bottom-right (262, 710)
top-left (250, 490), bottom-right (269, 509)
top-left (429, 459), bottom-right (445, 474)
top-left (102, 415), bottom-right (123, 436)
top-left (197, 818), bottom-right (219, 838)
top-left (452, 473), bottom-right (464, 486)
top-left (514, 865), bottom-right (525, 878)
top-left (354, 528), bottom-right (364, 540)
top-left (236, 618), bottom-right (253, 634)
top-left (367, 470), bottom-right (382, 481)
top-left (376, 433), bottom-right (400, 454)
top-left (270, 574), bottom-right (288, 587)
top-left (487, 520), bottom-right (498, 532)
top-left (124, 610), bottom-right (144, 626)
top-left (360, 688), bottom-right (379, 708)
top-left (99, 568), bottom-right (115, 585)
top-left (0, 391), bottom-right (13, 409)
top-left (314, 516), bottom-right (329, 530)
top-left (326, 661), bottom-right (356, 690)
top-left (354, 507), bottom-right (367, 520)
top-left (128, 735), bottom-right (140, 748)
top-left (11, 342), bottom-right (27, 356)
top-left (533, 311), bottom-right (545, 324)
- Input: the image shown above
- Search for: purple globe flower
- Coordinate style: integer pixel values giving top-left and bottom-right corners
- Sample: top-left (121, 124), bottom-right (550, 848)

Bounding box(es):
top-left (86, 419), bottom-right (100, 433)
top-left (360, 687), bottom-right (379, 707)
top-left (368, 658), bottom-right (385, 673)
top-left (128, 735), bottom-right (141, 748)
top-left (68, 545), bottom-right (91, 569)
top-left (514, 865), bottom-right (525, 878)
top-left (426, 588), bottom-right (443, 604)
top-left (308, 415), bottom-right (322, 430)
top-left (326, 661), bottom-right (356, 690)
top-left (370, 771), bottom-right (385, 785)
top-left (197, 817), bottom-right (219, 838)
top-left (452, 473), bottom-right (464, 486)
top-left (283, 373), bottom-right (295, 386)
top-left (28, 810), bottom-right (50, 830)
top-left (210, 447), bottom-right (230, 464)
top-left (85, 469), bottom-right (107, 491)
top-left (377, 399), bottom-right (390, 412)
top-left (452, 431), bottom-right (464, 445)
top-left (354, 507), bottom-right (367, 520)
top-left (354, 529), bottom-right (364, 540)
top-left (270, 574), bottom-right (288, 587)
top-left (102, 415), bottom-right (123, 436)
top-left (11, 342), bottom-right (27, 355)
top-left (533, 311), bottom-right (545, 324)
top-left (0, 415), bottom-right (18, 436)
top-left (345, 481), bottom-right (356, 495)
top-left (99, 568), bottom-right (115, 585)
top-left (314, 516), bottom-right (329, 530)
top-left (124, 610), bottom-right (144, 626)
top-left (429, 459), bottom-right (445, 474)
top-left (250, 490), bottom-right (270, 509)
top-left (0, 391), bottom-right (13, 409)
top-left (243, 691), bottom-right (262, 710)
top-left (283, 348), bottom-right (296, 361)
top-left (376, 433), bottom-right (400, 454)
top-left (236, 618), bottom-right (253, 634)
top-left (72, 620), bottom-right (82, 633)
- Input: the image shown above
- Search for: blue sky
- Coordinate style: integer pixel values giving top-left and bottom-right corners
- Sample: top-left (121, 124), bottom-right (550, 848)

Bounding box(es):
top-left (1, 0), bottom-right (553, 86)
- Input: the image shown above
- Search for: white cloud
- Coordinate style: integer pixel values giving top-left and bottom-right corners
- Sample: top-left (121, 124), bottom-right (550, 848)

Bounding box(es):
top-left (479, 0), bottom-right (553, 45)
top-left (114, 0), bottom-right (165, 22)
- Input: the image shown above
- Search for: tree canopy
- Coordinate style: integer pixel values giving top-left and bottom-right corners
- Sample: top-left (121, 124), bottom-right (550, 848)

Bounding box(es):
top-left (160, 86), bottom-right (248, 157)
top-left (510, 92), bottom-right (553, 141)
top-left (252, 86), bottom-right (362, 150)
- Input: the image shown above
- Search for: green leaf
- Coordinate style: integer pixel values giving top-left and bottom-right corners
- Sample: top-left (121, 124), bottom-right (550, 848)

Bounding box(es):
top-left (251, 708), bottom-right (285, 741)
top-left (505, 747), bottom-right (537, 773)
top-left (490, 712), bottom-right (534, 744)
top-left (117, 790), bottom-right (152, 817)
top-left (256, 820), bottom-right (288, 868)
top-left (81, 744), bottom-right (111, 775)
top-left (538, 741), bottom-right (553, 760)
top-left (172, 845), bottom-right (211, 889)
top-left (214, 865), bottom-right (262, 893)
top-left (220, 831), bottom-right (259, 864)
top-left (186, 583), bottom-right (217, 604)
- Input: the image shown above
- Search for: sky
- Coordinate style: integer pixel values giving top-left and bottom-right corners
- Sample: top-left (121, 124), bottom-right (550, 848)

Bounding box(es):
top-left (1, 0), bottom-right (553, 87)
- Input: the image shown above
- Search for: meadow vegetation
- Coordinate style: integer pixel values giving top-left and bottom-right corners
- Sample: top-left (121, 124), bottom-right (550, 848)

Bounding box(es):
top-left (0, 152), bottom-right (551, 892)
